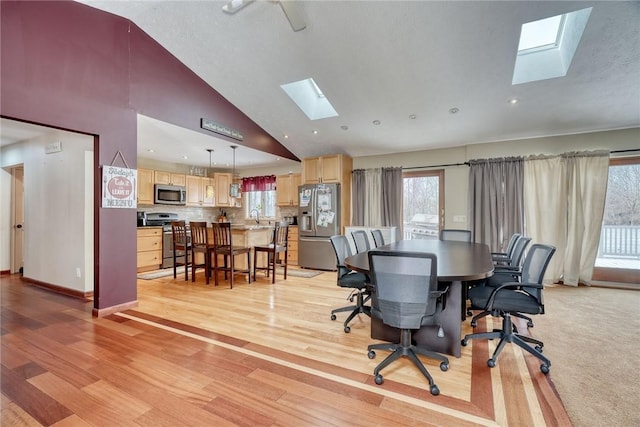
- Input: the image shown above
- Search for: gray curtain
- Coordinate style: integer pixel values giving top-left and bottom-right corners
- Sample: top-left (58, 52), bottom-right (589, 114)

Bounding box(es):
top-left (352, 169), bottom-right (366, 226)
top-left (468, 157), bottom-right (524, 251)
top-left (381, 167), bottom-right (403, 230)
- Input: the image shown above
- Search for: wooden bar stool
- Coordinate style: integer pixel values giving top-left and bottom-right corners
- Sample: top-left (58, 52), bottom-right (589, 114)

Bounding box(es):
top-left (189, 221), bottom-right (213, 284)
top-left (211, 222), bottom-right (252, 288)
top-left (253, 221), bottom-right (289, 283)
top-left (171, 220), bottom-right (191, 281)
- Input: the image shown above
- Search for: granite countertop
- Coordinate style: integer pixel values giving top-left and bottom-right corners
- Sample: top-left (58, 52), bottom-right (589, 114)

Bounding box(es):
top-left (230, 224), bottom-right (275, 231)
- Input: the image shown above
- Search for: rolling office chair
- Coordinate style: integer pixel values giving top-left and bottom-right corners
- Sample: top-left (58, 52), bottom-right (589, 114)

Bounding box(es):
top-left (439, 229), bottom-right (472, 242)
top-left (170, 220), bottom-right (191, 281)
top-left (366, 250), bottom-right (449, 395)
top-left (371, 229), bottom-right (385, 248)
top-left (462, 244), bottom-right (556, 373)
top-left (253, 221), bottom-right (289, 283)
top-left (329, 235), bottom-right (371, 333)
top-left (467, 236), bottom-right (532, 325)
top-left (492, 233), bottom-right (521, 265)
top-left (351, 230), bottom-right (371, 253)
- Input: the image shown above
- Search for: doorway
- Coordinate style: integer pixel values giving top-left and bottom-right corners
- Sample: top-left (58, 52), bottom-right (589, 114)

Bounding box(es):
top-left (11, 166), bottom-right (24, 274)
top-left (402, 170), bottom-right (444, 240)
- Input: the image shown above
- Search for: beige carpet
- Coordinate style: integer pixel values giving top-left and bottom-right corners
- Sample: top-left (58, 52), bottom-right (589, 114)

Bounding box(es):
top-left (533, 285), bottom-right (640, 427)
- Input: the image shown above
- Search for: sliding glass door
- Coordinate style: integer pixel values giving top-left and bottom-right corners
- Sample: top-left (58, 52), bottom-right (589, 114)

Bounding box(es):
top-left (402, 170), bottom-right (444, 240)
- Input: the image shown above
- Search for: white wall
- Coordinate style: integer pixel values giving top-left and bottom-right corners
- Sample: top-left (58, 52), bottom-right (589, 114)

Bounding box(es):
top-left (0, 131), bottom-right (94, 292)
top-left (353, 128), bottom-right (639, 228)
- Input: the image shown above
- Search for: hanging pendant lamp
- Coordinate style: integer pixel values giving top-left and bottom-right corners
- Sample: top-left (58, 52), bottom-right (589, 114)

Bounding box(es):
top-left (230, 145), bottom-right (240, 197)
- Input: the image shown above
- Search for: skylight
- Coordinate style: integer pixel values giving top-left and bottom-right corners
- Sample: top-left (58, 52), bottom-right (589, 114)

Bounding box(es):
top-left (512, 7), bottom-right (592, 85)
top-left (281, 78), bottom-right (338, 120)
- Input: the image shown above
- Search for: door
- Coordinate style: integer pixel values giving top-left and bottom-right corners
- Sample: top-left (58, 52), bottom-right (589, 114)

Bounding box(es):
top-left (11, 166), bottom-right (24, 273)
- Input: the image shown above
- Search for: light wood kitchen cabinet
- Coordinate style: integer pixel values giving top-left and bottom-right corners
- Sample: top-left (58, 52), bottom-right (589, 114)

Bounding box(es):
top-left (154, 171), bottom-right (186, 186)
top-left (137, 168), bottom-right (155, 205)
top-left (186, 175), bottom-right (215, 207)
top-left (137, 227), bottom-right (162, 272)
top-left (287, 226), bottom-right (298, 265)
top-left (302, 154), bottom-right (350, 184)
top-left (214, 173), bottom-right (232, 206)
top-left (276, 173), bottom-right (301, 206)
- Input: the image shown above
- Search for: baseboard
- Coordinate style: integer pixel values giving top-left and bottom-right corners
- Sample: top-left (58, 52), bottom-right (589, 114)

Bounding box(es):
top-left (591, 281), bottom-right (639, 291)
top-left (92, 300), bottom-right (139, 318)
top-left (21, 276), bottom-right (94, 299)
top-left (0, 270), bottom-right (10, 276)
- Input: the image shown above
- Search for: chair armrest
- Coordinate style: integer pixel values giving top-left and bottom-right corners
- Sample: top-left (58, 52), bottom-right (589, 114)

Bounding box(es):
top-left (484, 282), bottom-right (543, 309)
top-left (431, 285), bottom-right (449, 310)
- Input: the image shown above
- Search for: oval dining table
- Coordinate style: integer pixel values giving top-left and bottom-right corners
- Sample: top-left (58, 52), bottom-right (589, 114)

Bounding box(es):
top-left (344, 239), bottom-right (494, 357)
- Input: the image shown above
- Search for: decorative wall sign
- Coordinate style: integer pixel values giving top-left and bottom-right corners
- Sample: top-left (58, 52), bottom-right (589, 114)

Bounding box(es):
top-left (201, 118), bottom-right (244, 141)
top-left (102, 165), bottom-right (137, 209)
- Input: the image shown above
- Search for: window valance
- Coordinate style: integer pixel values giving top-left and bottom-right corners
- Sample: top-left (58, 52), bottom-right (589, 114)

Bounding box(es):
top-left (242, 175), bottom-right (276, 192)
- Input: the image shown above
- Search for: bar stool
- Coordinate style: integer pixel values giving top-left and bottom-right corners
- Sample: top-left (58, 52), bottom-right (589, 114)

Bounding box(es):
top-left (211, 222), bottom-right (252, 288)
top-left (253, 221), bottom-right (289, 283)
top-left (171, 220), bottom-right (191, 281)
top-left (189, 221), bottom-right (213, 284)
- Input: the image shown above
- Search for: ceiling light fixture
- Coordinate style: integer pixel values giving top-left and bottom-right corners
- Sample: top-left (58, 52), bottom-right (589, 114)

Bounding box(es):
top-left (222, 0), bottom-right (254, 14)
top-left (312, 130), bottom-right (319, 135)
top-left (449, 107), bottom-right (460, 114)
top-left (230, 145), bottom-right (240, 198)
top-left (409, 114), bottom-right (417, 120)
top-left (373, 120), bottom-right (381, 125)
top-left (340, 125), bottom-right (349, 131)
top-left (508, 98), bottom-right (519, 104)
top-left (206, 148), bottom-right (214, 176)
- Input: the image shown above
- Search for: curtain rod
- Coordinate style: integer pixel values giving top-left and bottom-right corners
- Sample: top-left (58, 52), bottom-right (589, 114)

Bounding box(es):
top-left (611, 149), bottom-right (640, 154)
top-left (402, 162), bottom-right (469, 170)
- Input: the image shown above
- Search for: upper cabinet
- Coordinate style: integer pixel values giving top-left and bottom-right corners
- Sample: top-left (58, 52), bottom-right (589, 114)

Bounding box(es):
top-left (214, 173), bottom-right (232, 207)
top-left (302, 154), bottom-right (350, 184)
top-left (137, 168), bottom-right (155, 205)
top-left (276, 173), bottom-right (301, 206)
top-left (185, 175), bottom-right (215, 207)
top-left (154, 171), bottom-right (186, 186)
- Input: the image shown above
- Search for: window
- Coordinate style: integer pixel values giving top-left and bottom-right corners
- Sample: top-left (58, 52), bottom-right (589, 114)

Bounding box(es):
top-left (402, 170), bottom-right (444, 240)
top-left (246, 190), bottom-right (276, 220)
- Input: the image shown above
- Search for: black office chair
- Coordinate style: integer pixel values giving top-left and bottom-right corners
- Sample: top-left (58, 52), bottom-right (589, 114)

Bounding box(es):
top-left (492, 232), bottom-right (521, 265)
top-left (366, 250), bottom-right (450, 395)
top-left (462, 244), bottom-right (556, 373)
top-left (468, 236), bottom-right (532, 325)
top-left (351, 230), bottom-right (371, 253)
top-left (329, 235), bottom-right (371, 333)
top-left (371, 229), bottom-right (385, 248)
top-left (439, 229), bottom-right (472, 242)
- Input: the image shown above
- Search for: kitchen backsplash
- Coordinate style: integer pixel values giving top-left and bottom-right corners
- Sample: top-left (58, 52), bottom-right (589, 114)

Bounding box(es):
top-left (138, 205), bottom-right (298, 225)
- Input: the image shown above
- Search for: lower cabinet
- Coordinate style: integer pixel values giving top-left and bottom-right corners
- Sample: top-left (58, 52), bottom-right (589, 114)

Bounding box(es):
top-left (287, 226), bottom-right (298, 266)
top-left (137, 227), bottom-right (163, 272)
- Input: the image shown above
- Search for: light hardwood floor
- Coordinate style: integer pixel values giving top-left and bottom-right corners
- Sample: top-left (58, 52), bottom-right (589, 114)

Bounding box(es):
top-left (1, 270), bottom-right (570, 426)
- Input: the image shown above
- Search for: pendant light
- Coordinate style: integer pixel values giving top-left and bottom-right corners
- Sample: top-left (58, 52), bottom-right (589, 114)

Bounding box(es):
top-left (206, 148), bottom-right (214, 176)
top-left (230, 145), bottom-right (240, 197)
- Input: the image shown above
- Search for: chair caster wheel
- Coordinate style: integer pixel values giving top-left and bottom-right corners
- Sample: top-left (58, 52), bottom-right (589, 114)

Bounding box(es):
top-left (440, 362), bottom-right (449, 372)
top-left (527, 321), bottom-right (534, 328)
top-left (540, 364), bottom-right (550, 374)
top-left (368, 350), bottom-right (376, 359)
top-left (430, 385), bottom-right (440, 395)
top-left (344, 326), bottom-right (351, 333)
top-left (374, 374), bottom-right (383, 385)
top-left (487, 359), bottom-right (496, 368)
top-left (535, 345), bottom-right (543, 352)
top-left (330, 314), bottom-right (336, 321)
top-left (466, 310), bottom-right (473, 317)
top-left (461, 339), bottom-right (468, 346)
top-left (470, 320), bottom-right (477, 327)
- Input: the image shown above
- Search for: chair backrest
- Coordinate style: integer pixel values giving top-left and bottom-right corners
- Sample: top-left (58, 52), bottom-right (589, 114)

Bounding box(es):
top-left (439, 229), bottom-right (472, 242)
top-left (189, 221), bottom-right (209, 247)
top-left (504, 233), bottom-right (522, 257)
top-left (171, 221), bottom-right (188, 248)
top-left (508, 236), bottom-right (531, 267)
top-left (273, 221), bottom-right (289, 247)
top-left (371, 229), bottom-right (385, 248)
top-left (351, 230), bottom-right (371, 253)
top-left (521, 244), bottom-right (556, 299)
top-left (211, 222), bottom-right (232, 247)
top-left (330, 235), bottom-right (354, 279)
top-left (368, 250), bottom-right (440, 330)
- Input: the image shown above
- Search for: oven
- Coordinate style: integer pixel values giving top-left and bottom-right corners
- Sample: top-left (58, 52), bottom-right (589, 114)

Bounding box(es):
top-left (144, 212), bottom-right (185, 269)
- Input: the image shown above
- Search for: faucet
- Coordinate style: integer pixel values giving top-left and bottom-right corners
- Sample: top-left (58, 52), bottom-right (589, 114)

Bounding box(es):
top-left (249, 208), bottom-right (260, 224)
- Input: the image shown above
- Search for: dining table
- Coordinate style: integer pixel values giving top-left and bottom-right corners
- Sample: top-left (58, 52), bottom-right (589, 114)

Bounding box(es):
top-left (344, 239), bottom-right (494, 357)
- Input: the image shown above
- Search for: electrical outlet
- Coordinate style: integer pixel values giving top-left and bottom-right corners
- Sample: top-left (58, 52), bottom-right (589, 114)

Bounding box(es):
top-left (453, 215), bottom-right (467, 223)
top-left (76, 268), bottom-right (81, 278)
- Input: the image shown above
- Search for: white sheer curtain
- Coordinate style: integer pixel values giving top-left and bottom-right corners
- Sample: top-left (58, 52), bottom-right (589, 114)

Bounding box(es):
top-left (365, 168), bottom-right (382, 226)
top-left (524, 151), bottom-right (609, 285)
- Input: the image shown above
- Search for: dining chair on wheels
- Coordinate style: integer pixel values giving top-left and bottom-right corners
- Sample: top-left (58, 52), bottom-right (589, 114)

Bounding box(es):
top-left (211, 222), bottom-right (252, 288)
top-left (171, 220), bottom-right (191, 281)
top-left (371, 229), bottom-right (385, 248)
top-left (462, 244), bottom-right (556, 373)
top-left (253, 221), bottom-right (289, 283)
top-left (189, 221), bottom-right (213, 284)
top-left (366, 250), bottom-right (450, 395)
top-left (351, 230), bottom-right (371, 253)
top-left (329, 235), bottom-right (371, 333)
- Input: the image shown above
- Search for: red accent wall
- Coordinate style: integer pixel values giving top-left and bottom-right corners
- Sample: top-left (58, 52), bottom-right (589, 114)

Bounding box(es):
top-left (1, 0), bottom-right (298, 311)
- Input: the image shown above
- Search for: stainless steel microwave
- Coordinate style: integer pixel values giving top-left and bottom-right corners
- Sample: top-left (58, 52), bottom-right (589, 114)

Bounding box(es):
top-left (154, 184), bottom-right (186, 205)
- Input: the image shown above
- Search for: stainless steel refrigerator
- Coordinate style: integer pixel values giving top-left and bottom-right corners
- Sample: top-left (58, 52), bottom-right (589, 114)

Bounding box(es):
top-left (298, 183), bottom-right (341, 270)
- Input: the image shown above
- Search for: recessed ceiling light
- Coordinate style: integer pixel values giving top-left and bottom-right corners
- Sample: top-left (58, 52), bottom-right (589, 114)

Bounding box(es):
top-left (283, 134), bottom-right (289, 139)
top-left (449, 107), bottom-right (459, 114)
top-left (508, 98), bottom-right (519, 104)
top-left (409, 114), bottom-right (417, 120)
top-left (312, 130), bottom-right (319, 135)
top-left (147, 149), bottom-right (155, 153)
top-left (373, 120), bottom-right (381, 125)
top-left (182, 155), bottom-right (188, 159)
top-left (341, 125), bottom-right (349, 131)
